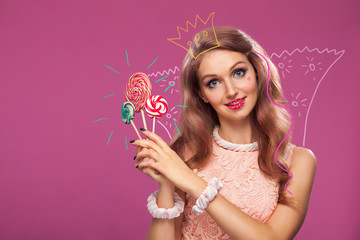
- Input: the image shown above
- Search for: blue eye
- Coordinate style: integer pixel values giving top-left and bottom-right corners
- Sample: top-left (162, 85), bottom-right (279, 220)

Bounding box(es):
top-left (206, 79), bottom-right (219, 88)
top-left (233, 68), bottom-right (247, 78)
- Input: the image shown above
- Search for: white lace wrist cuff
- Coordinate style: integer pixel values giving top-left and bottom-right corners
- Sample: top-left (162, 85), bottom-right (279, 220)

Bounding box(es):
top-left (147, 190), bottom-right (185, 219)
top-left (192, 177), bottom-right (223, 216)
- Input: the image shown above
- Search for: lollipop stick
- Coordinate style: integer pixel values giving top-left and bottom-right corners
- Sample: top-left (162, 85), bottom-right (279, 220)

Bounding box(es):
top-left (152, 117), bottom-right (156, 133)
top-left (141, 109), bottom-right (148, 130)
top-left (130, 120), bottom-right (142, 140)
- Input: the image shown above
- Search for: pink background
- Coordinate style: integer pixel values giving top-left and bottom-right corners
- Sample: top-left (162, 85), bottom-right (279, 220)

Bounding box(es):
top-left (1, 0), bottom-right (359, 239)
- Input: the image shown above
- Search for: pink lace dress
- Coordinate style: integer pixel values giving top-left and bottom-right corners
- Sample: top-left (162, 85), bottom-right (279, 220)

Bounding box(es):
top-left (181, 140), bottom-right (296, 240)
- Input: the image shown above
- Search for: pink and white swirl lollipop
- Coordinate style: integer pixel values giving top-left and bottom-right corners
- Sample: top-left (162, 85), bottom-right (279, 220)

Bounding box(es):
top-left (145, 95), bottom-right (168, 133)
top-left (126, 72), bottom-right (152, 130)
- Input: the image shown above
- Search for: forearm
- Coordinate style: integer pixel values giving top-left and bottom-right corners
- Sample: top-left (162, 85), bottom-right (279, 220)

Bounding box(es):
top-left (188, 176), bottom-right (274, 240)
top-left (146, 182), bottom-right (176, 240)
top-left (207, 194), bottom-right (273, 240)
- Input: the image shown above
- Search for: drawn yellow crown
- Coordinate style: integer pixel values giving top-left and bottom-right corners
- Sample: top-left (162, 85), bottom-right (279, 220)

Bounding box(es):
top-left (167, 12), bottom-right (220, 59)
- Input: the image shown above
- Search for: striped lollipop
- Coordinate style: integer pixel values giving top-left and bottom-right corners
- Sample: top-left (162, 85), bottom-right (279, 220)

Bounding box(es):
top-left (121, 101), bottom-right (141, 139)
top-left (145, 95), bottom-right (168, 133)
top-left (126, 72), bottom-right (152, 130)
top-left (121, 101), bottom-right (135, 124)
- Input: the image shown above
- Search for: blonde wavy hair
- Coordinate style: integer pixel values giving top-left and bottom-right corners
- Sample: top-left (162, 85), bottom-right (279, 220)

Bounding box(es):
top-left (169, 26), bottom-right (293, 205)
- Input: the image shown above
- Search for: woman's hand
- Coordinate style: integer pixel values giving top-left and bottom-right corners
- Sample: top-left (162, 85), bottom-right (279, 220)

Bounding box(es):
top-left (136, 157), bottom-right (172, 185)
top-left (133, 144), bottom-right (171, 185)
top-left (131, 129), bottom-right (197, 193)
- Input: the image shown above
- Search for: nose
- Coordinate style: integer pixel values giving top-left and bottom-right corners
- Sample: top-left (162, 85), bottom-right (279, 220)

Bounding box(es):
top-left (224, 80), bottom-right (238, 98)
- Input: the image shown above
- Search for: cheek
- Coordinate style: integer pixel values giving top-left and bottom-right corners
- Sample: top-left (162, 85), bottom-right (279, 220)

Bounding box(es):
top-left (210, 94), bottom-right (223, 104)
top-left (245, 78), bottom-right (258, 94)
top-left (204, 90), bottom-right (223, 104)
top-left (247, 73), bottom-right (257, 91)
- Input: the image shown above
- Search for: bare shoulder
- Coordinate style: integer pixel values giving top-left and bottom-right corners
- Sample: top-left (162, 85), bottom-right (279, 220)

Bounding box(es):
top-left (289, 146), bottom-right (317, 201)
top-left (266, 146), bottom-right (317, 239)
top-left (292, 146), bottom-right (317, 170)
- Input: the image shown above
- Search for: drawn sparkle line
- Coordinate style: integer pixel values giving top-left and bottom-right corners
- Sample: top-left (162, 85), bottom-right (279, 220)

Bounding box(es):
top-left (165, 83), bottom-right (175, 92)
top-left (148, 66), bottom-right (180, 77)
top-left (104, 64), bottom-right (120, 74)
top-left (92, 118), bottom-right (108, 123)
top-left (107, 130), bottom-right (114, 146)
top-left (155, 75), bottom-right (169, 82)
top-left (125, 136), bottom-right (128, 150)
top-left (125, 50), bottom-right (130, 66)
top-left (104, 94), bottom-right (114, 98)
top-left (157, 120), bottom-right (172, 139)
top-left (147, 56), bottom-right (159, 69)
top-left (175, 105), bottom-right (188, 108)
top-left (174, 120), bottom-right (181, 136)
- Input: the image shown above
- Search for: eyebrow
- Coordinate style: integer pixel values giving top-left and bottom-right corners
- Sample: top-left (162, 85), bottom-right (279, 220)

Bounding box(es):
top-left (200, 61), bottom-right (247, 82)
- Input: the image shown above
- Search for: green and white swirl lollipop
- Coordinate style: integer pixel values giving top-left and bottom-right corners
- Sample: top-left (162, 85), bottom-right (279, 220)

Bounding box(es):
top-left (122, 101), bottom-right (135, 124)
top-left (121, 101), bottom-right (141, 139)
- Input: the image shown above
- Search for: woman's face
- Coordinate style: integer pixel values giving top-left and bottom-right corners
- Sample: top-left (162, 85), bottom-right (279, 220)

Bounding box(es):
top-left (197, 49), bottom-right (258, 125)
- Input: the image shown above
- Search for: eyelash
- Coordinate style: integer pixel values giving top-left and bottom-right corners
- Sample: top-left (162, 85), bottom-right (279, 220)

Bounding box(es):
top-left (205, 68), bottom-right (248, 88)
top-left (234, 68), bottom-right (248, 78)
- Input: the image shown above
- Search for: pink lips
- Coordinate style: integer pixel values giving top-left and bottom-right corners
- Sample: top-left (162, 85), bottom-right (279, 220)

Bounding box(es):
top-left (225, 97), bottom-right (246, 110)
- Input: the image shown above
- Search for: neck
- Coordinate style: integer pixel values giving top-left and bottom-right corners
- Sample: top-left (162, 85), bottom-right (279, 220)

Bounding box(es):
top-left (217, 117), bottom-right (255, 144)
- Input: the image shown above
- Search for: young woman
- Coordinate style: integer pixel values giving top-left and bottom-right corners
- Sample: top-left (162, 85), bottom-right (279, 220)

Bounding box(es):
top-left (131, 26), bottom-right (317, 240)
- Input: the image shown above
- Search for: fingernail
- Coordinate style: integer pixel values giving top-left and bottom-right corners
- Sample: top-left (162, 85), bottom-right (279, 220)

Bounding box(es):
top-left (135, 165), bottom-right (139, 168)
top-left (140, 128), bottom-right (146, 132)
top-left (130, 140), bottom-right (135, 143)
top-left (133, 155), bottom-right (136, 160)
